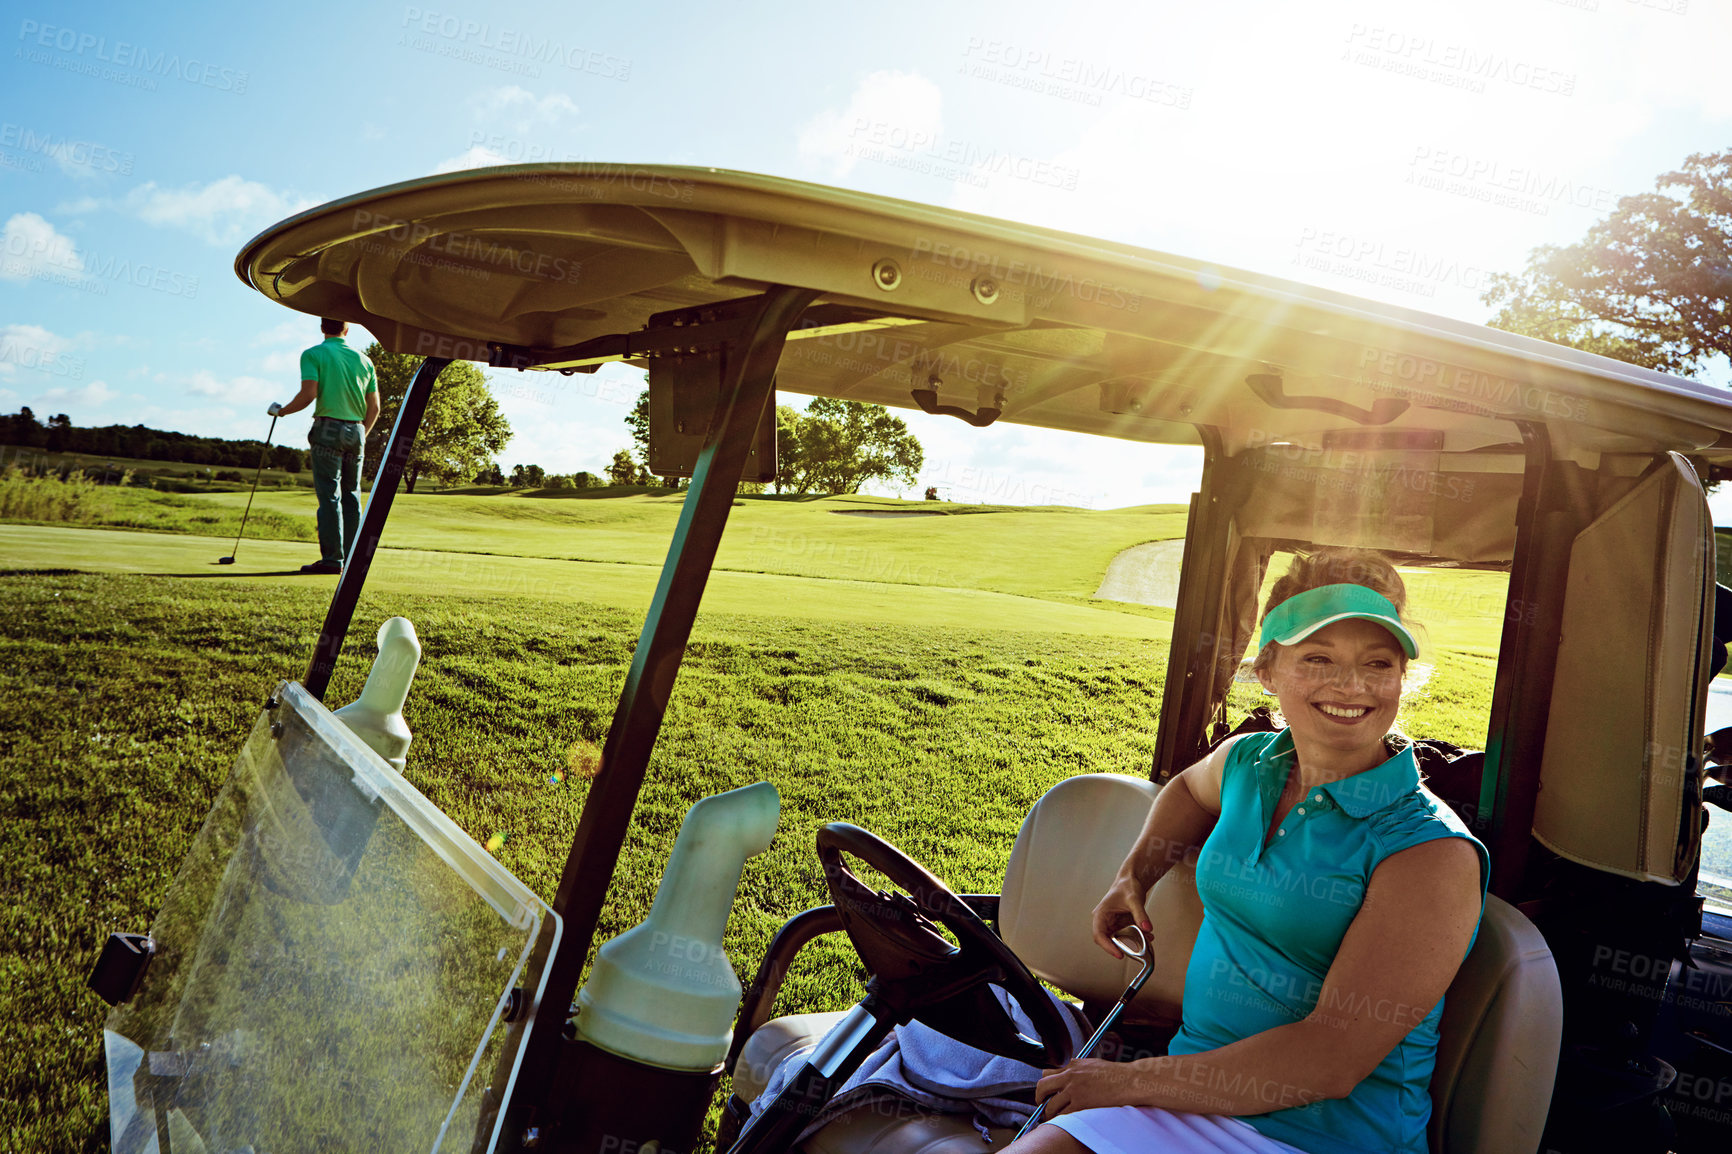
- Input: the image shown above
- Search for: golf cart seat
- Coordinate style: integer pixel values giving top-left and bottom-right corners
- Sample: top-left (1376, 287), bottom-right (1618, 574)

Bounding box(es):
top-left (734, 773), bottom-right (1563, 1154)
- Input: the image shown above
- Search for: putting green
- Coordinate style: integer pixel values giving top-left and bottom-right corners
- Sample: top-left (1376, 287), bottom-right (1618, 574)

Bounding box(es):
top-left (0, 525), bottom-right (1172, 639)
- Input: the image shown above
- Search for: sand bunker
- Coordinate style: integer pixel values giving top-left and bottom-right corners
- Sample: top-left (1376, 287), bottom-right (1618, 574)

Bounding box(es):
top-left (1093, 539), bottom-right (1186, 608)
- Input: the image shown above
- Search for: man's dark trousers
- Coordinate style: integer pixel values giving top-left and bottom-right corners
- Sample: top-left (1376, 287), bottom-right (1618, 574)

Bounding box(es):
top-left (309, 416), bottom-right (364, 565)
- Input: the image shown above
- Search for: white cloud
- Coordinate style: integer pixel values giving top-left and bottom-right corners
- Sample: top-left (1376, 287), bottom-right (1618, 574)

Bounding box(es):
top-left (0, 323), bottom-right (77, 361)
top-left (433, 86), bottom-right (585, 173)
top-left (179, 369), bottom-right (279, 406)
top-left (37, 379), bottom-right (116, 412)
top-left (252, 318), bottom-right (315, 347)
top-left (248, 319), bottom-right (324, 376)
top-left (0, 213), bottom-right (84, 282)
top-left (0, 323), bottom-right (88, 384)
top-left (126, 176), bottom-right (318, 246)
top-left (434, 145), bottom-right (514, 174)
top-left (472, 85), bottom-right (580, 128)
top-left (797, 70), bottom-right (944, 180)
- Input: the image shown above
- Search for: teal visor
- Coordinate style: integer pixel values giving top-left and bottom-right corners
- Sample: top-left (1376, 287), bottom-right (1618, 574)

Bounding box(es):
top-left (1258, 583), bottom-right (1419, 659)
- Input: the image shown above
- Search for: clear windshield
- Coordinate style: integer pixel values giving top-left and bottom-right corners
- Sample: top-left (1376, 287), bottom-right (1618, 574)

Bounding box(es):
top-left (103, 681), bottom-right (558, 1154)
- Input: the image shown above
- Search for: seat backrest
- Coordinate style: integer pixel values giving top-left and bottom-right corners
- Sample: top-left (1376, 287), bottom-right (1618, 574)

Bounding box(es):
top-left (998, 773), bottom-right (1201, 1021)
top-left (1427, 895), bottom-right (1562, 1154)
top-left (1000, 773), bottom-right (1563, 1154)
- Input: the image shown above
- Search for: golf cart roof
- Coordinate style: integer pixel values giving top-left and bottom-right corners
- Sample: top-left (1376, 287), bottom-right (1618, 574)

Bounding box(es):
top-left (236, 163), bottom-right (1732, 465)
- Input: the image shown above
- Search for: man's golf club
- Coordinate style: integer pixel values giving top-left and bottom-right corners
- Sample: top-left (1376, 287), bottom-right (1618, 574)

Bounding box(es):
top-left (1015, 924), bottom-right (1156, 1139)
top-left (218, 413), bottom-right (278, 564)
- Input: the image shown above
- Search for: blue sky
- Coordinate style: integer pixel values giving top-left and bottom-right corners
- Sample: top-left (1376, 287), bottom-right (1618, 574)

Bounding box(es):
top-left (3, 0), bottom-right (1728, 509)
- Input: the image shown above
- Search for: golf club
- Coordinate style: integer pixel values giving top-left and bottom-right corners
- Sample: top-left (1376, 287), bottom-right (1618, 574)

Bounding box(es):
top-left (1015, 924), bottom-right (1156, 1140)
top-left (218, 413), bottom-right (278, 565)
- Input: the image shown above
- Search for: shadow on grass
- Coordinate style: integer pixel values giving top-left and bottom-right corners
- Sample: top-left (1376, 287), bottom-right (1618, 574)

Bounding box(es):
top-left (160, 570), bottom-right (325, 578)
top-left (428, 485), bottom-right (678, 500)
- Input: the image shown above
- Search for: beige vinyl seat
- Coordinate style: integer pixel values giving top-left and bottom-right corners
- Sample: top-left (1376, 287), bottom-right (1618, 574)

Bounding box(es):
top-left (734, 773), bottom-right (1564, 1154)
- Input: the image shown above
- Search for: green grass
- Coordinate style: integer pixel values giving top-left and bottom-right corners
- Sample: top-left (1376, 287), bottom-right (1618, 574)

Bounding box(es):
top-left (0, 525), bottom-right (1174, 638)
top-left (0, 573), bottom-right (1176, 1151)
top-left (184, 488), bottom-right (1192, 604)
top-left (0, 501), bottom-right (1527, 1152)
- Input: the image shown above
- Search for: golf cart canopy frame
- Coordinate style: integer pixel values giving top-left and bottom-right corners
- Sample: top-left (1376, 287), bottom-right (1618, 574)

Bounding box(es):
top-left (234, 163), bottom-right (1732, 1151)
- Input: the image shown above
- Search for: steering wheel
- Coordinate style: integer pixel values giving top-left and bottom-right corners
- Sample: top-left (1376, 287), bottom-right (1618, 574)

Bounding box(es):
top-left (816, 822), bottom-right (1075, 1068)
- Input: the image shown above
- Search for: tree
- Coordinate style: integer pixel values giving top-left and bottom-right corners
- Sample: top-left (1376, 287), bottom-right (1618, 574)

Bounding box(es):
top-left (627, 388), bottom-right (650, 468)
top-left (270, 445), bottom-right (304, 473)
top-left (773, 405), bottom-right (804, 495)
top-left (1482, 150), bottom-right (1732, 376)
top-left (5, 407), bottom-right (41, 447)
top-left (606, 449), bottom-right (640, 486)
top-left (474, 463), bottom-right (506, 485)
top-left (363, 344), bottom-right (513, 492)
top-left (44, 413), bottom-right (71, 452)
top-left (510, 463), bottom-right (547, 488)
top-left (777, 398), bottom-right (923, 496)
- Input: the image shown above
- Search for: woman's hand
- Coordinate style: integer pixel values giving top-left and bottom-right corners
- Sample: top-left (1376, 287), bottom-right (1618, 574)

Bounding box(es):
top-left (1036, 1058), bottom-right (1152, 1115)
top-left (1091, 874), bottom-right (1152, 959)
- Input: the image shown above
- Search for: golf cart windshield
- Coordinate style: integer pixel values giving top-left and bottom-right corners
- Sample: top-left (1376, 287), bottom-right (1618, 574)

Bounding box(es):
top-left (102, 682), bottom-right (558, 1154)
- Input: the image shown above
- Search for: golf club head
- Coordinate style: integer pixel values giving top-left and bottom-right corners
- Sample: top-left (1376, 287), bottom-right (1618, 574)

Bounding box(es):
top-left (218, 556), bottom-right (236, 564)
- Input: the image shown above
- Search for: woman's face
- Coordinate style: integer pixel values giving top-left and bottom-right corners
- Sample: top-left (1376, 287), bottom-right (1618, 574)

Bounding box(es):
top-left (1257, 617), bottom-right (1404, 756)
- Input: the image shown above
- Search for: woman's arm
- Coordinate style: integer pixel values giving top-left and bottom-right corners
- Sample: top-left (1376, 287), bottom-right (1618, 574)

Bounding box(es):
top-left (1089, 736), bottom-right (1237, 957)
top-left (1049, 835), bottom-right (1483, 1115)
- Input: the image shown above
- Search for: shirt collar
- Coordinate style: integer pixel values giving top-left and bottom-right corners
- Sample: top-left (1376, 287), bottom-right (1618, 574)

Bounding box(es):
top-left (1255, 729), bottom-right (1420, 818)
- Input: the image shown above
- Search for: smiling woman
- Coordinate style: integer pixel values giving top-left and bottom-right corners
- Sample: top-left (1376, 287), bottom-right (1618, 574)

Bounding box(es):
top-left (1031, 548), bottom-right (1489, 1154)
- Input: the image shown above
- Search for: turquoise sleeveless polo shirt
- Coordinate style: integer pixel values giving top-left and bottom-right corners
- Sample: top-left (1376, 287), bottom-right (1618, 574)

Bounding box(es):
top-left (1167, 729), bottom-right (1489, 1154)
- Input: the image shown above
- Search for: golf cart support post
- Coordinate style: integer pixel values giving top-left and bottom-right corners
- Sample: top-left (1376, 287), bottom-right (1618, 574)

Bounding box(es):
top-left (294, 285), bottom-right (819, 1150)
top-left (304, 353), bottom-right (451, 700)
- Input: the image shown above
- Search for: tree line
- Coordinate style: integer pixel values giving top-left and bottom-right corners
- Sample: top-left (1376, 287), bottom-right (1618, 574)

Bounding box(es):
top-left (4, 344), bottom-right (927, 497)
top-left (0, 406), bottom-right (307, 472)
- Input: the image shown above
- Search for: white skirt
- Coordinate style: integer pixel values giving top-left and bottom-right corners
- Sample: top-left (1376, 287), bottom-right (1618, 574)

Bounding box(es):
top-left (1045, 1106), bottom-right (1308, 1153)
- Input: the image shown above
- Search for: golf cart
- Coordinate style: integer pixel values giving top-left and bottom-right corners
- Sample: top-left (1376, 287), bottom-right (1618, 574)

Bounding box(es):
top-left (90, 165), bottom-right (1732, 1154)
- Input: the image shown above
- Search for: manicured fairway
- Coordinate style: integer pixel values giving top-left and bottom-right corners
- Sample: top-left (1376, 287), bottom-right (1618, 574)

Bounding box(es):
top-left (186, 488), bottom-right (1193, 603)
top-left (0, 525), bottom-right (1172, 638)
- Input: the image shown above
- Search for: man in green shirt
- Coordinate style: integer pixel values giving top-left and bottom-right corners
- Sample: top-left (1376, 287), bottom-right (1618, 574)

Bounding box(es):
top-left (269, 318), bottom-right (380, 574)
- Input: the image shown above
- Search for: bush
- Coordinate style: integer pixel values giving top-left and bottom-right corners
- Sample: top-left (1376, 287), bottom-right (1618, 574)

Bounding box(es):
top-left (0, 466), bottom-right (109, 522)
top-left (213, 470), bottom-right (245, 484)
